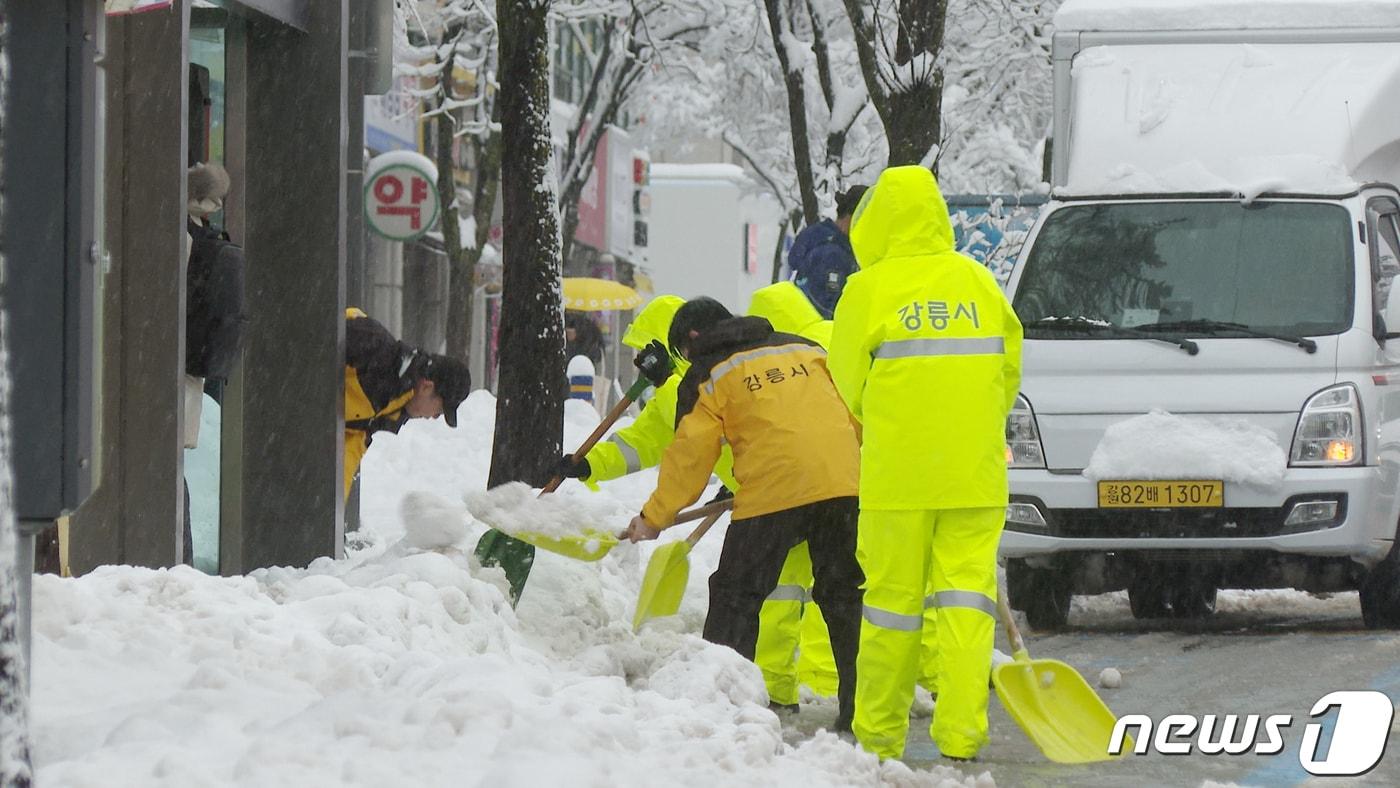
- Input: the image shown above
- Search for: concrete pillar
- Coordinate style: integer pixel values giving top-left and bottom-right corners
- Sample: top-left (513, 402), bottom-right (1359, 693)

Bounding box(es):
top-left (221, 1), bottom-right (348, 572)
top-left (70, 1), bottom-right (189, 572)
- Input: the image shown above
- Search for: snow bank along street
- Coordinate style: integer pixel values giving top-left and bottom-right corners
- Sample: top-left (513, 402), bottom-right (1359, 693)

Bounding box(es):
top-left (29, 396), bottom-right (983, 787)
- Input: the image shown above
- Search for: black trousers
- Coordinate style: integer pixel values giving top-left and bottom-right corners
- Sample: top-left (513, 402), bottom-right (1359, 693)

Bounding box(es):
top-left (703, 496), bottom-right (864, 724)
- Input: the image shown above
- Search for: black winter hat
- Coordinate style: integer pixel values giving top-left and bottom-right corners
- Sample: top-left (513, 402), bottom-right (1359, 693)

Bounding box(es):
top-left (836, 185), bottom-right (869, 219)
top-left (423, 354), bottom-right (471, 428)
top-left (668, 297), bottom-right (733, 358)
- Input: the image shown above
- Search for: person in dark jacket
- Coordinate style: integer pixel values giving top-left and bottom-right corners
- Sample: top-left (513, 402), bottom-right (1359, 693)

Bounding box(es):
top-left (565, 311), bottom-right (605, 367)
top-left (788, 185), bottom-right (869, 319)
top-left (622, 297), bottom-right (865, 731)
top-left (343, 309), bottom-right (471, 499)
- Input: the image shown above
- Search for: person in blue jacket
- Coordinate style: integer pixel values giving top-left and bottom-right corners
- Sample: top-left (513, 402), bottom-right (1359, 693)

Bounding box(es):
top-left (789, 185), bottom-right (868, 318)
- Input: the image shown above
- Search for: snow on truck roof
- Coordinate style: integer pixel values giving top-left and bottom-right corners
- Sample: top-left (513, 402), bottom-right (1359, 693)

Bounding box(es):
top-left (1062, 39), bottom-right (1400, 195)
top-left (1055, 0), bottom-right (1400, 32)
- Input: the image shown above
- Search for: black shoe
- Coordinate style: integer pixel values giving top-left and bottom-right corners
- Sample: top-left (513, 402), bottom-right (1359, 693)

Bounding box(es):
top-left (768, 701), bottom-right (799, 715)
top-left (832, 710), bottom-right (853, 733)
top-left (942, 754), bottom-right (977, 763)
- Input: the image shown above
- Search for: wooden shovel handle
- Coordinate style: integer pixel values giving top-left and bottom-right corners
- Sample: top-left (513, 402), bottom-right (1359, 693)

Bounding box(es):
top-left (684, 509), bottom-right (726, 548)
top-left (539, 394), bottom-right (638, 496)
top-left (671, 497), bottom-right (733, 526)
top-left (996, 585), bottom-right (1027, 656)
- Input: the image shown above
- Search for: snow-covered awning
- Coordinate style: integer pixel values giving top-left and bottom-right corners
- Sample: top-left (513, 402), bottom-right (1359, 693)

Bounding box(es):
top-left (1055, 0), bottom-right (1400, 32)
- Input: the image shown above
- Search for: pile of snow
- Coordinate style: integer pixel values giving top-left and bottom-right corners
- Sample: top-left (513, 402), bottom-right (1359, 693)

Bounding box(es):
top-left (1083, 409), bottom-right (1286, 487)
top-left (1055, 0), bottom-right (1400, 32)
top-left (30, 392), bottom-right (984, 786)
top-left (464, 481), bottom-right (629, 540)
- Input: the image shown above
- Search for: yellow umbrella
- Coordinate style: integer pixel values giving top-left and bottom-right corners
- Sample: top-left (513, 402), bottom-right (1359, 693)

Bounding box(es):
top-left (562, 277), bottom-right (643, 311)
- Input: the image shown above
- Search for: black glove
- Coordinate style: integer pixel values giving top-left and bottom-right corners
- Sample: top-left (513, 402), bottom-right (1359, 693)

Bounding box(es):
top-left (706, 486), bottom-right (735, 505)
top-left (554, 454), bottom-right (591, 480)
top-left (634, 339), bottom-right (674, 387)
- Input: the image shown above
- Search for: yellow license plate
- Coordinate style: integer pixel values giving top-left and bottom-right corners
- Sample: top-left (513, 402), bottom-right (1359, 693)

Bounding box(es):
top-left (1097, 480), bottom-right (1223, 508)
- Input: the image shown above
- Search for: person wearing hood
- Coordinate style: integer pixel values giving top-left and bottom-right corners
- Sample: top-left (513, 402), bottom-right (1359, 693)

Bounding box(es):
top-left (746, 282), bottom-right (839, 709)
top-left (554, 295), bottom-right (737, 489)
top-left (788, 186), bottom-right (868, 319)
top-left (829, 166), bottom-right (1022, 762)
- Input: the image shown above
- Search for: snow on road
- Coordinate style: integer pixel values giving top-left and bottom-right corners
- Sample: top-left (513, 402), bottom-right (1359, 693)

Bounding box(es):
top-left (29, 394), bottom-right (980, 787)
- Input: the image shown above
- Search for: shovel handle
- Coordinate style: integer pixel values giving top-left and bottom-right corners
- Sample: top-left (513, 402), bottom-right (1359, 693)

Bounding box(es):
top-left (996, 587), bottom-right (1028, 657)
top-left (671, 497), bottom-right (733, 526)
top-left (684, 509), bottom-right (726, 548)
top-left (540, 392), bottom-right (640, 496)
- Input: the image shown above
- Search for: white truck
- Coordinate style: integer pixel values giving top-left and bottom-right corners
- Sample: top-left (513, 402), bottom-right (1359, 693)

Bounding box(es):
top-left (1001, 0), bottom-right (1400, 629)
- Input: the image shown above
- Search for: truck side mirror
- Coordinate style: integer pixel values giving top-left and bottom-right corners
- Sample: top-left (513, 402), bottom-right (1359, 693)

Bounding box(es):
top-left (1384, 297), bottom-right (1400, 342)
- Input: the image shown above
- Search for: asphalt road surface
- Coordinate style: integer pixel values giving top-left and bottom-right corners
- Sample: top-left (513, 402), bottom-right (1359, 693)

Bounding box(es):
top-left (784, 590), bottom-right (1400, 786)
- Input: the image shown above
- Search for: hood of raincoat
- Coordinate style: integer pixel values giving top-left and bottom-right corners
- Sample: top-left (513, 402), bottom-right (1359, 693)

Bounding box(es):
top-left (747, 282), bottom-right (832, 348)
top-left (623, 294), bottom-right (689, 375)
top-left (849, 166), bottom-right (955, 269)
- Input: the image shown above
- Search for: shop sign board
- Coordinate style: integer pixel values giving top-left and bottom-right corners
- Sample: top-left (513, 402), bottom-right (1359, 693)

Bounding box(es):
top-left (365, 151), bottom-right (440, 242)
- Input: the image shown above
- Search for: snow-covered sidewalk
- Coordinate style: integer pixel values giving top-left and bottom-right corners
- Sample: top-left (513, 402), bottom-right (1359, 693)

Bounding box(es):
top-left (30, 393), bottom-right (983, 787)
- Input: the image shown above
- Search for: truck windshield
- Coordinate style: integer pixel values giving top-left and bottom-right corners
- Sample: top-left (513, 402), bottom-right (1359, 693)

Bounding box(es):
top-left (1013, 202), bottom-right (1354, 337)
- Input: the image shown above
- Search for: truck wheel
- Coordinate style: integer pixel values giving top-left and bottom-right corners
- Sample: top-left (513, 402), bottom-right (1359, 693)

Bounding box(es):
top-left (1360, 544), bottom-right (1400, 629)
top-left (1128, 578), bottom-right (1169, 619)
top-left (1006, 560), bottom-right (1071, 631)
top-left (1169, 585), bottom-right (1217, 619)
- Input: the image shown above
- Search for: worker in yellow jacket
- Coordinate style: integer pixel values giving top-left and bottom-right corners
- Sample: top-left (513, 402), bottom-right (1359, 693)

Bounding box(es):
top-left (560, 290), bottom-right (837, 711)
top-left (344, 308), bottom-right (471, 499)
top-left (746, 282), bottom-right (839, 707)
top-left (829, 166), bottom-right (1022, 761)
top-left (624, 297), bottom-right (865, 731)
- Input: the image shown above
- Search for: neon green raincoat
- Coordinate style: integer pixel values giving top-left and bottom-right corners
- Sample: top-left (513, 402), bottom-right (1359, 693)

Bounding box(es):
top-left (829, 166), bottom-right (1022, 761)
top-left (583, 296), bottom-right (736, 488)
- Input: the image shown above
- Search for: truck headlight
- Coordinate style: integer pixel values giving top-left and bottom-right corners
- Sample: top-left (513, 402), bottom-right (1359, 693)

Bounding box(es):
top-left (1006, 394), bottom-right (1046, 469)
top-left (1291, 384), bottom-right (1362, 467)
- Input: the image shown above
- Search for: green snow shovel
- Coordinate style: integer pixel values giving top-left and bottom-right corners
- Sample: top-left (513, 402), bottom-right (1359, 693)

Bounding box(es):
top-left (476, 343), bottom-right (675, 602)
top-left (632, 501), bottom-right (731, 631)
top-left (991, 590), bottom-right (1128, 763)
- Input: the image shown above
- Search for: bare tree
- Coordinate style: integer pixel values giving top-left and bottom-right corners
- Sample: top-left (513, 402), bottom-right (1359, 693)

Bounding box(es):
top-left (761, 0), bottom-right (821, 225)
top-left (396, 1), bottom-right (501, 359)
top-left (479, 0), bottom-right (566, 600)
top-left (842, 0), bottom-right (946, 168)
top-left (554, 0), bottom-right (727, 264)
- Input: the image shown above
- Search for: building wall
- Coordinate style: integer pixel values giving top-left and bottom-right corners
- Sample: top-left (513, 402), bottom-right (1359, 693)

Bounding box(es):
top-left (645, 164), bottom-right (783, 313)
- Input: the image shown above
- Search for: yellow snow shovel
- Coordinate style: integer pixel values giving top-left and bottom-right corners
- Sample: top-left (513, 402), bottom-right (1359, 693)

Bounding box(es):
top-left (992, 592), bottom-right (1129, 763)
top-left (513, 497), bottom-right (733, 563)
top-left (631, 501), bottom-right (732, 631)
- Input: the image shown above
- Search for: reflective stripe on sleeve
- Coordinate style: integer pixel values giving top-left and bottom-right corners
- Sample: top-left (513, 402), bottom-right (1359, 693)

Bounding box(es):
top-left (874, 337), bottom-right (1005, 359)
top-left (609, 434), bottom-right (642, 474)
top-left (862, 604), bottom-right (922, 632)
top-left (766, 584), bottom-right (808, 603)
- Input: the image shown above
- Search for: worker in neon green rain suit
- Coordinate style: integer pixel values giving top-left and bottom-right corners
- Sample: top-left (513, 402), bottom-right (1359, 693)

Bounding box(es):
top-left (830, 165), bottom-right (1022, 761)
top-left (555, 290), bottom-right (840, 710)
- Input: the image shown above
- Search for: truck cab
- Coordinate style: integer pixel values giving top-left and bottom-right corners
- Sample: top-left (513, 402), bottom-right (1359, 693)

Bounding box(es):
top-left (1001, 5), bottom-right (1400, 629)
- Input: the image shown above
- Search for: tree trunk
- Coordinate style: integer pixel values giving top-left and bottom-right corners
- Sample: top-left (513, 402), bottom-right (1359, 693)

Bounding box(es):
top-left (762, 0), bottom-right (819, 226)
top-left (461, 113), bottom-right (503, 358)
top-left (1, 339), bottom-right (33, 788)
top-left (434, 54), bottom-right (470, 358)
top-left (494, 0), bottom-right (564, 487)
top-left (481, 0), bottom-right (565, 600)
top-left (841, 0), bottom-right (948, 170)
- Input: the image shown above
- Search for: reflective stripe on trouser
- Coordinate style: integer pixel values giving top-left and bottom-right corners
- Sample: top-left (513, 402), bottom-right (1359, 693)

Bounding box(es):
top-left (854, 507), bottom-right (1003, 760)
top-left (756, 542), bottom-right (814, 705)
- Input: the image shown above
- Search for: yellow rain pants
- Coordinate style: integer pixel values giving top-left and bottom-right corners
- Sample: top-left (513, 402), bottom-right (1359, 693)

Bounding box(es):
top-left (754, 542), bottom-right (838, 704)
top-left (853, 507), bottom-right (1004, 760)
